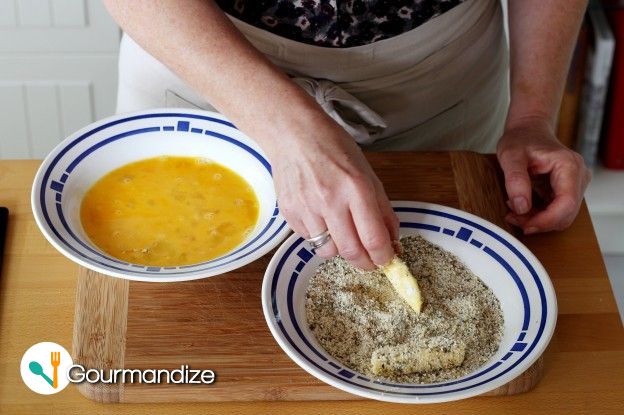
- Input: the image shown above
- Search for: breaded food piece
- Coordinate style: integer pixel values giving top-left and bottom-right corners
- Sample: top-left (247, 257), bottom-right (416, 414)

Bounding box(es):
top-left (380, 255), bottom-right (423, 314)
top-left (371, 337), bottom-right (466, 376)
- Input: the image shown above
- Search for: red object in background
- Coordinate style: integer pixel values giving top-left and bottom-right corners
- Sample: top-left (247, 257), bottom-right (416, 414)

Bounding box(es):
top-left (603, 8), bottom-right (624, 169)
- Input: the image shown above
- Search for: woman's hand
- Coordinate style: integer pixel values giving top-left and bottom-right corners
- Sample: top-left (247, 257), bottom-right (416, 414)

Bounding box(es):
top-left (267, 114), bottom-right (398, 270)
top-left (497, 116), bottom-right (591, 234)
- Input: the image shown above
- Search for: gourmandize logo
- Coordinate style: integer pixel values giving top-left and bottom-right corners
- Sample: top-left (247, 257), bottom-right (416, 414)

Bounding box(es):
top-left (29, 351), bottom-right (61, 389)
top-left (20, 342), bottom-right (73, 395)
top-left (20, 342), bottom-right (217, 393)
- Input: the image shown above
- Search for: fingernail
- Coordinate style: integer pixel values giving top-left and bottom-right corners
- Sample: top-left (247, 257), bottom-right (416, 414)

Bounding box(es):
top-left (524, 227), bottom-right (539, 235)
top-left (513, 197), bottom-right (529, 215)
top-left (505, 215), bottom-right (520, 227)
top-left (391, 240), bottom-right (402, 255)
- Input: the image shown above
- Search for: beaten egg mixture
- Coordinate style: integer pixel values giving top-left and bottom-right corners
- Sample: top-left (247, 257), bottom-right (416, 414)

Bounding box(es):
top-left (80, 156), bottom-right (259, 267)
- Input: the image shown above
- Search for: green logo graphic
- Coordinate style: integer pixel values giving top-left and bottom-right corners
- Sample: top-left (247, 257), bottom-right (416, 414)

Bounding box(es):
top-left (28, 359), bottom-right (56, 388)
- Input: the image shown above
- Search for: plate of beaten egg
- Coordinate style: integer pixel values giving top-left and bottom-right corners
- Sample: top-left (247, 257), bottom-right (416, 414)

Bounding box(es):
top-left (32, 109), bottom-right (290, 281)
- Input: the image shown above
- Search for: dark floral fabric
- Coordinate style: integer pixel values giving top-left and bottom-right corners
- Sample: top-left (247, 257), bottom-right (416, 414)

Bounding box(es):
top-left (216, 0), bottom-right (464, 48)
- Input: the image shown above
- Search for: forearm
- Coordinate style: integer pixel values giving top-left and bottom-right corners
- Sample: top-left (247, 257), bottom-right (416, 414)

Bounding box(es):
top-left (506, 0), bottom-right (588, 130)
top-left (103, 0), bottom-right (330, 157)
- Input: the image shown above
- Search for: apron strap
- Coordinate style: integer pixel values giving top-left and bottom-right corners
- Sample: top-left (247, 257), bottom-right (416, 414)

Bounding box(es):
top-left (292, 77), bottom-right (387, 145)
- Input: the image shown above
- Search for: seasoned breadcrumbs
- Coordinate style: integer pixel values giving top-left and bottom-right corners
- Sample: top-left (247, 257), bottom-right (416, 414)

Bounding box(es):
top-left (305, 235), bottom-right (504, 383)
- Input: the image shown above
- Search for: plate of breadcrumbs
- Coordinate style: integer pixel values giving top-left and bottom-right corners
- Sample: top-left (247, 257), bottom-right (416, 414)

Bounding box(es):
top-left (262, 201), bottom-right (557, 403)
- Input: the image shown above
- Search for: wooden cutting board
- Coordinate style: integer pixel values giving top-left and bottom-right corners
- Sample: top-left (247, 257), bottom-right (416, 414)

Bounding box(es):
top-left (72, 152), bottom-right (544, 403)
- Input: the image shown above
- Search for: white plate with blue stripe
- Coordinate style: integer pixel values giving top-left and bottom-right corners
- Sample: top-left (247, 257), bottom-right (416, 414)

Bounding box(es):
top-left (31, 109), bottom-right (291, 282)
top-left (262, 201), bottom-right (557, 403)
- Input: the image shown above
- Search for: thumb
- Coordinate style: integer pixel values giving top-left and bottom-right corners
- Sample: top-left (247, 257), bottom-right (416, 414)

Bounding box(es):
top-left (498, 149), bottom-right (532, 215)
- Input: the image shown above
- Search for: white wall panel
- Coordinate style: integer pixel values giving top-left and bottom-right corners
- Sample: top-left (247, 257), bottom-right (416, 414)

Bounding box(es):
top-left (17, 0), bottom-right (52, 27)
top-left (0, 84), bottom-right (31, 158)
top-left (58, 82), bottom-right (93, 137)
top-left (24, 83), bottom-right (62, 157)
top-left (0, 1), bottom-right (17, 27)
top-left (0, 0), bottom-right (119, 52)
top-left (0, 55), bottom-right (117, 119)
top-left (0, 80), bottom-right (97, 159)
top-left (0, 0), bottom-right (119, 159)
top-left (51, 0), bottom-right (87, 28)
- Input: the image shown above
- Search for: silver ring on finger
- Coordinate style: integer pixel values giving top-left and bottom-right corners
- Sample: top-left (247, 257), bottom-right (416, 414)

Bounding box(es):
top-left (306, 230), bottom-right (331, 250)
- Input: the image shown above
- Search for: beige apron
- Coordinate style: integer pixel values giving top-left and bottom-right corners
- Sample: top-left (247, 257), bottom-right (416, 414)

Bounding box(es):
top-left (117, 0), bottom-right (509, 152)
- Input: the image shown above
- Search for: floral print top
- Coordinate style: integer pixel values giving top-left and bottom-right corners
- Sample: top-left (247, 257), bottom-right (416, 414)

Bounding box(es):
top-left (216, 0), bottom-right (465, 48)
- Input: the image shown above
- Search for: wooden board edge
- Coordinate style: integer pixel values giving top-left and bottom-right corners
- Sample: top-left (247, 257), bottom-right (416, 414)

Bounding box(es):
top-left (450, 152), bottom-right (545, 395)
top-left (479, 355), bottom-right (545, 396)
top-left (121, 384), bottom-right (360, 403)
top-left (71, 267), bottom-right (129, 403)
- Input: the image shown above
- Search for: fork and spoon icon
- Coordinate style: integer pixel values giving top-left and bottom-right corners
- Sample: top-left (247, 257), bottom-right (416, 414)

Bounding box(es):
top-left (28, 351), bottom-right (61, 388)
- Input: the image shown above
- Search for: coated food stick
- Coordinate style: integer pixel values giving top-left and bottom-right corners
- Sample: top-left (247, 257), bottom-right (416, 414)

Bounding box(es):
top-left (379, 242), bottom-right (423, 314)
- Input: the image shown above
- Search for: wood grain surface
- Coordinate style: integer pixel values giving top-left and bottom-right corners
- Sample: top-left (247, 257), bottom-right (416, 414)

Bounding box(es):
top-left (0, 157), bottom-right (621, 415)
top-left (75, 152), bottom-right (538, 402)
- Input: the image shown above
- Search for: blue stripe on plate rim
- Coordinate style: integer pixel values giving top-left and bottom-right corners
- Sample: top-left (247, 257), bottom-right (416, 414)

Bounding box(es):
top-left (269, 206), bottom-right (549, 397)
top-left (38, 112), bottom-right (286, 275)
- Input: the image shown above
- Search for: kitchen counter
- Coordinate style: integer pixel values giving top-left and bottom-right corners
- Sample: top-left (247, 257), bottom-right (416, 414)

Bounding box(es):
top-left (0, 159), bottom-right (622, 414)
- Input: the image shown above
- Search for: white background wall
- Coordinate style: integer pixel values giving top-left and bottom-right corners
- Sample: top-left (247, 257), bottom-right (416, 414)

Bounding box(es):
top-left (0, 0), bottom-right (120, 159)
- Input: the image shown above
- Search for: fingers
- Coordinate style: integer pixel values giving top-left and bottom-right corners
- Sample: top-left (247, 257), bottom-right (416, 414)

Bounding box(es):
top-left (279, 193), bottom-right (389, 268)
top-left (305, 175), bottom-right (396, 268)
top-left (381, 202), bottom-right (400, 242)
top-left (350, 194), bottom-right (395, 267)
top-left (280, 205), bottom-right (307, 238)
top-left (302, 213), bottom-right (338, 259)
top-left (505, 211), bottom-right (529, 229)
top-left (498, 148), bottom-right (532, 215)
top-left (276, 164), bottom-right (396, 269)
top-left (324, 206), bottom-right (376, 270)
top-left (520, 195), bottom-right (580, 233)
top-left (520, 157), bottom-right (587, 233)
top-left (374, 180), bottom-right (400, 241)
top-left (282, 200), bottom-right (338, 258)
top-left (504, 153), bottom-right (590, 234)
